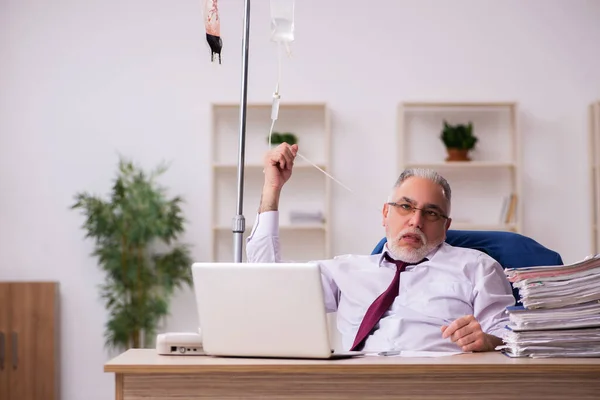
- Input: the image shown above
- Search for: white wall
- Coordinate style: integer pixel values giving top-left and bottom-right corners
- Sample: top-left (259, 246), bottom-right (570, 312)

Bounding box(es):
top-left (1, 0), bottom-right (599, 398)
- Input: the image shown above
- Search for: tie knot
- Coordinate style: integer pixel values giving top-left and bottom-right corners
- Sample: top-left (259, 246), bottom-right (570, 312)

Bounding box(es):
top-left (383, 252), bottom-right (427, 270)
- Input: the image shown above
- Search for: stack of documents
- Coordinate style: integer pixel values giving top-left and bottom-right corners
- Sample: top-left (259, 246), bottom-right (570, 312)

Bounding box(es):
top-left (498, 255), bottom-right (600, 358)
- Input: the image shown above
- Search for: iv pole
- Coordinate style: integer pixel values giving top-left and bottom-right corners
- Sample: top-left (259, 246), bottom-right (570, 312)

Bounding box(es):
top-left (232, 0), bottom-right (251, 263)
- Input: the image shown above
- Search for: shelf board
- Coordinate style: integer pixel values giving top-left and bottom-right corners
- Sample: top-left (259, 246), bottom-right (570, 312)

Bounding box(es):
top-left (405, 161), bottom-right (516, 169)
top-left (212, 102), bottom-right (327, 109)
top-left (214, 224), bottom-right (326, 231)
top-left (401, 101), bottom-right (516, 109)
top-left (213, 163), bottom-right (328, 170)
top-left (450, 223), bottom-right (517, 231)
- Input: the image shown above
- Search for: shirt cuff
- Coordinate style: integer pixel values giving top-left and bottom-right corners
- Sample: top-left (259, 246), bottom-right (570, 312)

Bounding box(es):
top-left (488, 323), bottom-right (510, 341)
top-left (248, 211), bottom-right (279, 240)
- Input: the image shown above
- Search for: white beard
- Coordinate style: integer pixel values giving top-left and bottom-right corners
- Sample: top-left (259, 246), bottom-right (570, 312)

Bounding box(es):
top-left (386, 228), bottom-right (441, 263)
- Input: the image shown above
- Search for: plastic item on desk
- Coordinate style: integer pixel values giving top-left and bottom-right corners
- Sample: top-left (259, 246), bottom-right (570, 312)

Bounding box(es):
top-left (156, 332), bottom-right (205, 356)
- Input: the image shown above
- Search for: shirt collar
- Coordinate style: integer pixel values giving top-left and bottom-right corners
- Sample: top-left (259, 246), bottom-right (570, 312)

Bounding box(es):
top-left (378, 241), bottom-right (443, 267)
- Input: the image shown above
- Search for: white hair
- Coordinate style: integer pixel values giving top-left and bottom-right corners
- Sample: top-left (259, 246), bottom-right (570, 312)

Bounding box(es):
top-left (389, 168), bottom-right (452, 213)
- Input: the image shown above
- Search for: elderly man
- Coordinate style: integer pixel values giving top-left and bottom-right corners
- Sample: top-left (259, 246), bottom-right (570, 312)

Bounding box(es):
top-left (246, 143), bottom-right (515, 353)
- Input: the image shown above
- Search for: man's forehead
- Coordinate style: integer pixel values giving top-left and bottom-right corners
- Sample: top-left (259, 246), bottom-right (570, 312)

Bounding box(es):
top-left (394, 194), bottom-right (444, 207)
top-left (393, 180), bottom-right (447, 207)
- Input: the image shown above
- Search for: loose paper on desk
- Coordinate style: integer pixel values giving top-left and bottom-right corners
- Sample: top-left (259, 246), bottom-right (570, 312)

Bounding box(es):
top-left (370, 350), bottom-right (466, 357)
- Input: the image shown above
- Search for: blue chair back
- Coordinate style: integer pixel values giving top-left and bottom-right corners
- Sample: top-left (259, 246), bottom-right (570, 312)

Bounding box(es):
top-left (371, 230), bottom-right (563, 303)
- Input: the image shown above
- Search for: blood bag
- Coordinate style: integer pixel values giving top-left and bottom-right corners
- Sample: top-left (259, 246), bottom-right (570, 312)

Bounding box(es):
top-left (204, 0), bottom-right (222, 63)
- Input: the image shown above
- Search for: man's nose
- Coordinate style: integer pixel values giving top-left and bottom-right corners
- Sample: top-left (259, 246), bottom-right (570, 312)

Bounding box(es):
top-left (408, 209), bottom-right (424, 228)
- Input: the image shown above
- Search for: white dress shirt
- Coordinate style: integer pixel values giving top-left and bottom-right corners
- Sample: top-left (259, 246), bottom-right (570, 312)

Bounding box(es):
top-left (246, 211), bottom-right (515, 352)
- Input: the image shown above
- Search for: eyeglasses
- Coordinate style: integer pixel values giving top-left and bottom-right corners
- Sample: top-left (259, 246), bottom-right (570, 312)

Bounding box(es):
top-left (387, 202), bottom-right (448, 222)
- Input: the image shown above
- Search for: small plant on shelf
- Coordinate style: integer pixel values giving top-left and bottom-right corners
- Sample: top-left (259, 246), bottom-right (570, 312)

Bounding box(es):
top-left (268, 131), bottom-right (298, 147)
top-left (440, 120), bottom-right (478, 161)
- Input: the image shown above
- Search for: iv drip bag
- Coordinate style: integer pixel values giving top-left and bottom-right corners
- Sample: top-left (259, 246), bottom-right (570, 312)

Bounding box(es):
top-left (270, 0), bottom-right (295, 43)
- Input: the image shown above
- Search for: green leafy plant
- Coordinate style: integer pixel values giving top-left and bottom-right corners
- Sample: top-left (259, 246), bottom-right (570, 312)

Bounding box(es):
top-left (71, 158), bottom-right (193, 351)
top-left (440, 120), bottom-right (478, 150)
top-left (268, 131), bottom-right (298, 146)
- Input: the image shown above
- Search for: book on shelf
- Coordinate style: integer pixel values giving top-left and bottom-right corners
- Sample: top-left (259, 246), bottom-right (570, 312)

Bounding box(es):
top-left (499, 193), bottom-right (517, 224)
top-left (497, 255), bottom-right (600, 358)
top-left (289, 210), bottom-right (325, 225)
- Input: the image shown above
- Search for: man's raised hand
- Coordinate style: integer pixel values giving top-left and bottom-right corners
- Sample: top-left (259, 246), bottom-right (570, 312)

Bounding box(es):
top-left (263, 143), bottom-right (298, 191)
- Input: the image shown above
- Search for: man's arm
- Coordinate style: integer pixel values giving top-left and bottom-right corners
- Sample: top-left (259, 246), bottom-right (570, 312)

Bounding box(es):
top-left (259, 185), bottom-right (281, 213)
top-left (441, 255), bottom-right (514, 352)
top-left (246, 143), bottom-right (298, 263)
top-left (245, 144), bottom-right (340, 311)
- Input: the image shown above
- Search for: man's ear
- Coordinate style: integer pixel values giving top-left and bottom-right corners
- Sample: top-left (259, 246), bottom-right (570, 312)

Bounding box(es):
top-left (445, 217), bottom-right (452, 232)
top-left (382, 203), bottom-right (389, 226)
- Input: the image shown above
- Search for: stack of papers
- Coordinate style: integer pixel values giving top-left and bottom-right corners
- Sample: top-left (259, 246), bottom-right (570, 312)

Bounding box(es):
top-left (501, 327), bottom-right (600, 358)
top-left (498, 255), bottom-right (600, 358)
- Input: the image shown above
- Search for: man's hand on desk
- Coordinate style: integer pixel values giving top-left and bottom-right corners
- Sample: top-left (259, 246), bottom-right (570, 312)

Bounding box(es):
top-left (440, 315), bottom-right (503, 352)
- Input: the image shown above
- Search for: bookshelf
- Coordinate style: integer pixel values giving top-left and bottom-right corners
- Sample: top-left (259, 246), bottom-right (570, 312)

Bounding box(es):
top-left (210, 102), bottom-right (332, 262)
top-left (589, 101), bottom-right (600, 253)
top-left (397, 101), bottom-right (521, 232)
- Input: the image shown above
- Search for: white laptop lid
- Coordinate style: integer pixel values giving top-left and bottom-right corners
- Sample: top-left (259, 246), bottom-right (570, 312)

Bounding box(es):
top-left (191, 262), bottom-right (333, 358)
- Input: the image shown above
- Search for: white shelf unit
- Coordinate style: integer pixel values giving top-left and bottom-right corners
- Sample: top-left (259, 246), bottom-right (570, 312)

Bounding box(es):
top-left (397, 102), bottom-right (522, 233)
top-left (210, 102), bottom-right (332, 262)
top-left (589, 101), bottom-right (600, 253)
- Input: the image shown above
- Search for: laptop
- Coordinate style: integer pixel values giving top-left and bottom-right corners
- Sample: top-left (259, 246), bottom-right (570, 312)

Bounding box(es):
top-left (191, 262), bottom-right (363, 359)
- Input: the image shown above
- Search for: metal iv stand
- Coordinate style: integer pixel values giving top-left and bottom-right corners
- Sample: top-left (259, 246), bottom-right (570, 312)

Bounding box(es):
top-left (232, 0), bottom-right (251, 263)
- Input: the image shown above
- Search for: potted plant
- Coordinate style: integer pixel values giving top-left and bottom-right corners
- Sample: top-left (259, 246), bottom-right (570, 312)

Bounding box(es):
top-left (71, 158), bottom-right (193, 351)
top-left (268, 131), bottom-right (298, 147)
top-left (440, 120), bottom-right (478, 161)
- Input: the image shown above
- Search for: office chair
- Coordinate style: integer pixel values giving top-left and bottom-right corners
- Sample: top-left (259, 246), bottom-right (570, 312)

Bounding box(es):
top-left (371, 230), bottom-right (563, 303)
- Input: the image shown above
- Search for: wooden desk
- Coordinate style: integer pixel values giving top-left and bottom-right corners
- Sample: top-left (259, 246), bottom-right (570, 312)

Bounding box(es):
top-left (105, 349), bottom-right (600, 399)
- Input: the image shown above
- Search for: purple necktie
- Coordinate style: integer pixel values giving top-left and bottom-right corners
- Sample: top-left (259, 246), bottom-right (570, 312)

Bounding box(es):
top-left (350, 253), bottom-right (425, 351)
